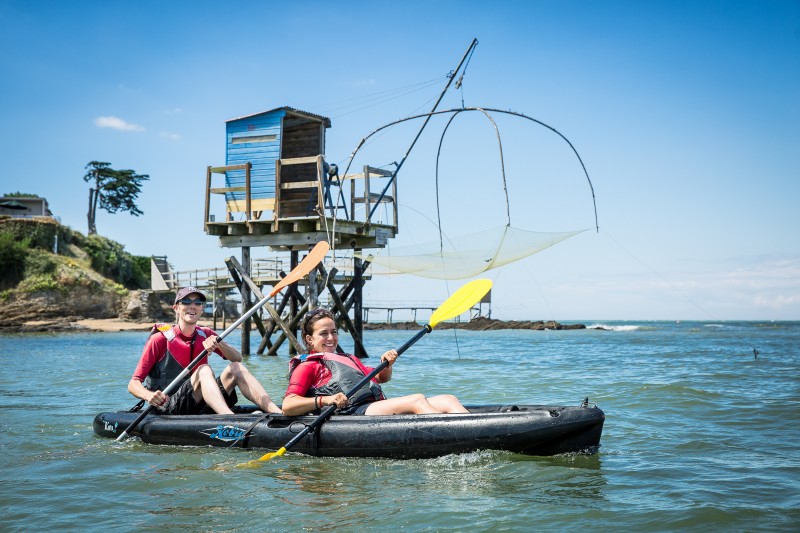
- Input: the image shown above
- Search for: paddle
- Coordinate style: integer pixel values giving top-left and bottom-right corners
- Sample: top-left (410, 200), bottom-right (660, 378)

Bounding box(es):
top-left (115, 240), bottom-right (329, 442)
top-left (249, 278), bottom-right (492, 463)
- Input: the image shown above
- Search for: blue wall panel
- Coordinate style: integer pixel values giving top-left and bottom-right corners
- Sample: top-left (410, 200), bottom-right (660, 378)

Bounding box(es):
top-left (224, 110), bottom-right (285, 203)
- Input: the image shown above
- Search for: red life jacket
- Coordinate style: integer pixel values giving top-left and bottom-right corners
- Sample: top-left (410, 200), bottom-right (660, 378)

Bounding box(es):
top-left (143, 323), bottom-right (208, 392)
top-left (289, 352), bottom-right (385, 408)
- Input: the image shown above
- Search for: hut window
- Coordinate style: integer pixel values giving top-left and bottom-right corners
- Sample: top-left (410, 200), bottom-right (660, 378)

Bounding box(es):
top-left (232, 134), bottom-right (277, 144)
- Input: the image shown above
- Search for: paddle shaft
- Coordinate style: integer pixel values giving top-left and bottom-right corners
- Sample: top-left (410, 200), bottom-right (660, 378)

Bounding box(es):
top-left (265, 324), bottom-right (433, 455)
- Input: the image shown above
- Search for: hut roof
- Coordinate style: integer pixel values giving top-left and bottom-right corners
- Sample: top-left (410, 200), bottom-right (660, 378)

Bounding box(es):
top-left (226, 106), bottom-right (331, 128)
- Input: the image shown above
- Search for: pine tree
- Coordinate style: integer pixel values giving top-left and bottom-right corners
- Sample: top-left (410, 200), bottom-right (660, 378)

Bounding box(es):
top-left (83, 161), bottom-right (149, 235)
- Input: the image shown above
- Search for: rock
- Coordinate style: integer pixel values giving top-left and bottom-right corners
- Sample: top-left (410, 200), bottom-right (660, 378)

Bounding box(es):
top-left (0, 285), bottom-right (123, 332)
top-left (119, 290), bottom-right (172, 322)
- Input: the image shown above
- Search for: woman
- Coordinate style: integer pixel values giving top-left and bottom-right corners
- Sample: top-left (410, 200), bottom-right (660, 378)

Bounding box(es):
top-left (281, 308), bottom-right (469, 416)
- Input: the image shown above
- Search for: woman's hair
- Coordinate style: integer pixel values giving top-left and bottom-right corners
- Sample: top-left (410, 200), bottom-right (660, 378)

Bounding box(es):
top-left (301, 308), bottom-right (335, 349)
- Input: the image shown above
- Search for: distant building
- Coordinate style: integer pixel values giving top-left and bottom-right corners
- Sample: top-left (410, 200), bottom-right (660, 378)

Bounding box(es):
top-left (0, 196), bottom-right (52, 218)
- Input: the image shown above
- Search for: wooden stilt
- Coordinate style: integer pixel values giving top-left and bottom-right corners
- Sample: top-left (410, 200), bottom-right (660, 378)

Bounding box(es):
top-left (353, 253), bottom-right (365, 358)
top-left (226, 255), bottom-right (304, 355)
top-left (317, 264), bottom-right (367, 357)
top-left (241, 247), bottom-right (251, 355)
top-left (225, 257), bottom-right (267, 337)
top-left (212, 285), bottom-right (218, 330)
top-left (267, 299), bottom-right (311, 356)
top-left (289, 251), bottom-right (299, 356)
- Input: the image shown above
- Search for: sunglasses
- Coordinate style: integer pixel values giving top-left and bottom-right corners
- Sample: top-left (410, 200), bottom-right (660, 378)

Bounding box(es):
top-left (177, 298), bottom-right (205, 306)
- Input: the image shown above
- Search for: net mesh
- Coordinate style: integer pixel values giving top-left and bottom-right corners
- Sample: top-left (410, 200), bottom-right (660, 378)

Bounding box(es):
top-left (356, 225), bottom-right (586, 280)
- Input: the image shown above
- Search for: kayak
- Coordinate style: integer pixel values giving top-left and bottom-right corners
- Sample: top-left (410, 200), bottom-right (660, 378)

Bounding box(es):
top-left (93, 402), bottom-right (604, 459)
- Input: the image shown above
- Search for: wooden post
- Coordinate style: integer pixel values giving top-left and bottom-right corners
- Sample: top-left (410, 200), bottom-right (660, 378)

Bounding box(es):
top-left (204, 166), bottom-right (212, 228)
top-left (241, 246), bottom-right (251, 355)
top-left (267, 299), bottom-right (311, 356)
top-left (212, 285), bottom-right (217, 330)
top-left (225, 257), bottom-right (268, 338)
top-left (317, 264), bottom-right (367, 357)
top-left (245, 162), bottom-right (252, 222)
top-left (257, 281), bottom-right (293, 354)
top-left (308, 255), bottom-right (319, 311)
top-left (353, 253), bottom-right (365, 358)
top-left (363, 166), bottom-right (371, 226)
top-left (289, 250), bottom-right (299, 356)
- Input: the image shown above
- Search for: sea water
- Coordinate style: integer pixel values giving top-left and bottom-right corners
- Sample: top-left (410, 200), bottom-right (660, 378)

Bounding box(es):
top-left (0, 321), bottom-right (798, 531)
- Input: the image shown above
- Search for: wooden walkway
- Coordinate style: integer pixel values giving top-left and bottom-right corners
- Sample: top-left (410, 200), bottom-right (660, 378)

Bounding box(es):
top-left (156, 258), bottom-right (285, 292)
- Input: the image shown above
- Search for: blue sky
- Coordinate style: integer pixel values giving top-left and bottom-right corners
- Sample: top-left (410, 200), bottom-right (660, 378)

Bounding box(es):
top-left (1, 0), bottom-right (798, 321)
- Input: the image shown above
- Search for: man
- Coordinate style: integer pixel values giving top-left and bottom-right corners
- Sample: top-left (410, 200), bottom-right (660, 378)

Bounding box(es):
top-left (128, 286), bottom-right (281, 415)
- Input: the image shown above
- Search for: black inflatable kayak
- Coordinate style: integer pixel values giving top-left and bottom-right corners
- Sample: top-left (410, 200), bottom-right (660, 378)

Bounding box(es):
top-left (93, 402), bottom-right (604, 459)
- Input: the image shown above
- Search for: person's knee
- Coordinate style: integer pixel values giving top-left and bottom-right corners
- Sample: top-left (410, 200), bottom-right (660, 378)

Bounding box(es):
top-left (190, 364), bottom-right (214, 391)
top-left (195, 364), bottom-right (214, 377)
top-left (428, 394), bottom-right (464, 413)
top-left (225, 361), bottom-right (249, 380)
top-left (410, 393), bottom-right (430, 408)
top-left (442, 394), bottom-right (459, 404)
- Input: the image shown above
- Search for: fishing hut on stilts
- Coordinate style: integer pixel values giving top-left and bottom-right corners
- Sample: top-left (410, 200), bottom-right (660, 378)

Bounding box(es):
top-left (203, 107), bottom-right (398, 357)
top-left (202, 40), bottom-right (501, 358)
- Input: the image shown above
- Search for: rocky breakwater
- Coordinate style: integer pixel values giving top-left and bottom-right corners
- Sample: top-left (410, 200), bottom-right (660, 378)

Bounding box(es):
top-left (364, 317), bottom-right (586, 331)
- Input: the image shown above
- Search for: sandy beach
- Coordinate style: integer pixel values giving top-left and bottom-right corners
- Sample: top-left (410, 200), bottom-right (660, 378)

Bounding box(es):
top-left (17, 318), bottom-right (218, 333)
top-left (74, 318), bottom-right (227, 332)
top-left (74, 318), bottom-right (156, 332)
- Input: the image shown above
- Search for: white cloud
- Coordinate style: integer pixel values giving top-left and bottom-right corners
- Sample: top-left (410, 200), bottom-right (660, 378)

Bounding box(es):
top-left (93, 116), bottom-right (145, 132)
top-left (159, 131), bottom-right (181, 141)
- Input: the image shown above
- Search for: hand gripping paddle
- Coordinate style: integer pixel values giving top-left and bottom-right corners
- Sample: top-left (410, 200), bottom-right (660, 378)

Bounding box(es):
top-left (115, 241), bottom-right (329, 442)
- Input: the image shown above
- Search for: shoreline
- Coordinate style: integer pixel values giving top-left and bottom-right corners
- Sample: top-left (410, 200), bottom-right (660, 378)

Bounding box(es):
top-left (9, 316), bottom-right (588, 333)
top-left (12, 318), bottom-right (157, 333)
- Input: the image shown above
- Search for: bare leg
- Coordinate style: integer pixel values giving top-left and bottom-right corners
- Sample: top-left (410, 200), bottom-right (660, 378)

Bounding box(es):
top-left (427, 394), bottom-right (470, 413)
top-left (191, 364), bottom-right (234, 414)
top-left (364, 393), bottom-right (441, 415)
top-left (220, 362), bottom-right (281, 414)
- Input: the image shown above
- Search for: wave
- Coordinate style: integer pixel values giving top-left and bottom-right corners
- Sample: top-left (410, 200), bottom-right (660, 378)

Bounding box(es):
top-left (587, 324), bottom-right (640, 331)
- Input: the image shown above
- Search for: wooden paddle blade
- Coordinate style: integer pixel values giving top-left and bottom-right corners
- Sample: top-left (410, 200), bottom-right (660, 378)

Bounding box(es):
top-left (429, 279), bottom-right (492, 329)
top-left (268, 241), bottom-right (329, 298)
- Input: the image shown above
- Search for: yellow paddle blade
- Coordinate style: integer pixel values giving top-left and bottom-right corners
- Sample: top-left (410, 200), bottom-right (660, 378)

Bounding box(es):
top-left (257, 447), bottom-right (286, 462)
top-left (429, 279), bottom-right (492, 329)
top-left (235, 447), bottom-right (287, 468)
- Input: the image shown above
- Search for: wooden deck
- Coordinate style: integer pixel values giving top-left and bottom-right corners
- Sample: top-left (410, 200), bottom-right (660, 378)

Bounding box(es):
top-left (205, 215), bottom-right (396, 251)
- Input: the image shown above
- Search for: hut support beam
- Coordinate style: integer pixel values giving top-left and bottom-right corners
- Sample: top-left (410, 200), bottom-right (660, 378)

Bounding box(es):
top-left (317, 264), bottom-right (367, 357)
top-left (225, 255), bottom-right (305, 355)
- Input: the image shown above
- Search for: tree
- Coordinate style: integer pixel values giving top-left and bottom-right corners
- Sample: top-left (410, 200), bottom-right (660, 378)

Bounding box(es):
top-left (3, 192), bottom-right (39, 197)
top-left (83, 161), bottom-right (149, 235)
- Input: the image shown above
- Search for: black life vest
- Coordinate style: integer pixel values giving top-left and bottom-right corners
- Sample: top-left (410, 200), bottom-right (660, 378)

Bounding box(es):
top-left (289, 352), bottom-right (385, 408)
top-left (143, 324), bottom-right (208, 392)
